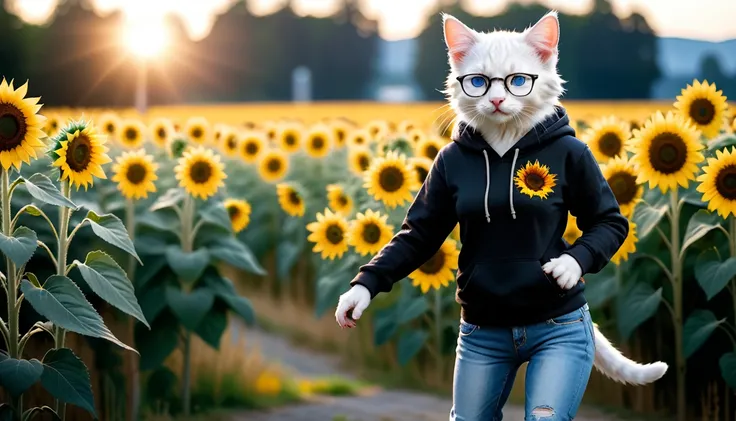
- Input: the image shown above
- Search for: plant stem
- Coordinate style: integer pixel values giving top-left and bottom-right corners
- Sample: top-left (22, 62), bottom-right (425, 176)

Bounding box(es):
top-left (181, 330), bottom-right (192, 416)
top-left (54, 181), bottom-right (72, 420)
top-left (434, 287), bottom-right (443, 386)
top-left (669, 189), bottom-right (685, 421)
top-left (2, 170), bottom-right (22, 419)
top-left (729, 216), bottom-right (736, 349)
top-left (124, 199), bottom-right (141, 421)
top-left (180, 195), bottom-right (195, 416)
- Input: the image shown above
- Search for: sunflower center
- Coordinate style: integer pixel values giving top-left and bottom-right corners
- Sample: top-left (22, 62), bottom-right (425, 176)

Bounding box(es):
top-left (648, 132), bottom-right (688, 174)
top-left (106, 123), bottom-right (116, 134)
top-left (325, 224), bottom-right (344, 245)
top-left (157, 128), bottom-right (166, 139)
top-left (124, 128), bottom-right (137, 142)
top-left (419, 250), bottom-right (446, 275)
top-left (311, 136), bottom-right (325, 150)
top-left (598, 132), bottom-right (622, 157)
top-left (524, 172), bottom-right (545, 191)
top-left (267, 158), bottom-right (281, 173)
top-left (689, 98), bottom-right (716, 125)
top-left (378, 167), bottom-right (405, 192)
top-left (189, 160), bottom-right (213, 184)
top-left (245, 141), bottom-right (259, 155)
top-left (228, 205), bottom-right (240, 219)
top-left (285, 133), bottom-right (296, 146)
top-left (716, 165), bottom-right (736, 200)
top-left (67, 135), bottom-right (92, 172)
top-left (227, 136), bottom-right (237, 149)
top-left (424, 145), bottom-right (439, 159)
top-left (0, 105), bottom-right (25, 152)
top-left (607, 171), bottom-right (638, 205)
top-left (358, 156), bottom-right (370, 171)
top-left (267, 129), bottom-right (276, 140)
top-left (337, 194), bottom-right (348, 207)
top-left (125, 163), bottom-right (147, 185)
top-left (288, 190), bottom-right (301, 205)
top-left (191, 127), bottom-right (203, 139)
top-left (370, 127), bottom-right (379, 136)
top-left (50, 120), bottom-right (58, 130)
top-left (362, 222), bottom-right (382, 244)
top-left (336, 130), bottom-right (345, 142)
top-left (354, 136), bottom-right (365, 145)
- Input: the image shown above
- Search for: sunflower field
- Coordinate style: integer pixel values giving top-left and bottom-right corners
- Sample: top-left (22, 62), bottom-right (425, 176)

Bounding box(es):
top-left (1, 76), bottom-right (736, 420)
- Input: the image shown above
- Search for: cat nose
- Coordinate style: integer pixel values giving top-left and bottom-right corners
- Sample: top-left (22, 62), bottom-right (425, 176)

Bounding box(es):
top-left (490, 98), bottom-right (505, 108)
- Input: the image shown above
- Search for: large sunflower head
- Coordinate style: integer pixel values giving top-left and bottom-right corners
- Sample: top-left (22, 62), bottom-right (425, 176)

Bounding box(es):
top-left (363, 151), bottom-right (420, 208)
top-left (305, 126), bottom-right (332, 158)
top-left (674, 80), bottom-right (729, 140)
top-left (347, 209), bottom-right (394, 256)
top-left (563, 213), bottom-right (582, 244)
top-left (346, 129), bottom-right (370, 148)
top-left (51, 121), bottom-right (111, 190)
top-left (221, 129), bottom-right (240, 157)
top-left (408, 239), bottom-right (459, 293)
top-left (306, 208), bottom-right (350, 260)
top-left (611, 220), bottom-right (637, 265)
top-left (0, 78), bottom-right (47, 170)
top-left (149, 117), bottom-right (175, 149)
top-left (348, 146), bottom-right (372, 176)
top-left (276, 183), bottom-right (306, 217)
top-left (581, 115), bottom-right (631, 162)
top-left (514, 160), bottom-right (557, 199)
top-left (184, 117), bottom-right (211, 144)
top-left (415, 136), bottom-right (444, 161)
top-left (627, 111), bottom-right (705, 193)
top-left (224, 198), bottom-right (251, 233)
top-left (258, 149), bottom-right (289, 182)
top-left (600, 155), bottom-right (643, 217)
top-left (696, 147), bottom-right (736, 218)
top-left (326, 184), bottom-right (353, 215)
top-left (97, 112), bottom-right (120, 143)
top-left (278, 125), bottom-right (303, 153)
top-left (174, 146), bottom-right (227, 199)
top-left (239, 131), bottom-right (265, 164)
top-left (111, 149), bottom-right (158, 200)
top-left (119, 119), bottom-right (146, 148)
top-left (409, 156), bottom-right (432, 186)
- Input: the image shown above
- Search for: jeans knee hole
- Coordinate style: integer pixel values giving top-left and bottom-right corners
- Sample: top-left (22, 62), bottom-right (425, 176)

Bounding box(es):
top-left (530, 406), bottom-right (555, 419)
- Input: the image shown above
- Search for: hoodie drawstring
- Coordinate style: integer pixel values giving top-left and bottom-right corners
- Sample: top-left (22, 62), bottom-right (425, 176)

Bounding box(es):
top-left (509, 148), bottom-right (519, 220)
top-left (482, 150), bottom-right (491, 223)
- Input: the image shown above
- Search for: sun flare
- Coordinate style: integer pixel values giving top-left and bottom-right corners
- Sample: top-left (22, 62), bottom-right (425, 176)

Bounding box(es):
top-left (123, 20), bottom-right (169, 58)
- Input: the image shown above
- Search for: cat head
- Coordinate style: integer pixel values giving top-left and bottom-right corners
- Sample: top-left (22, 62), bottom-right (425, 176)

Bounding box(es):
top-left (443, 11), bottom-right (565, 128)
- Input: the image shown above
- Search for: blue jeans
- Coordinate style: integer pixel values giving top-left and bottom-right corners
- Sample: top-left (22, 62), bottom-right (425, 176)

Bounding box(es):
top-left (450, 304), bottom-right (595, 421)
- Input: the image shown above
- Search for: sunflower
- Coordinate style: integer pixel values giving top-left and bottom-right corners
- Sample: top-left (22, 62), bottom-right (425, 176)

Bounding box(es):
top-left (410, 156), bottom-right (432, 185)
top-left (149, 117), bottom-right (174, 149)
top-left (276, 183), bottom-right (306, 217)
top-left (0, 78), bottom-right (47, 170)
top-left (347, 209), bottom-right (394, 256)
top-left (264, 123), bottom-right (278, 142)
top-left (628, 111), bottom-right (704, 193)
top-left (326, 184), bottom-right (353, 215)
top-left (451, 223), bottom-right (461, 242)
top-left (111, 149), bottom-right (158, 200)
top-left (212, 124), bottom-right (226, 147)
top-left (348, 147), bottom-right (372, 176)
top-left (365, 120), bottom-right (390, 142)
top-left (306, 208), bottom-right (350, 260)
top-left (364, 151), bottom-right (419, 208)
top-left (224, 198), bottom-right (251, 233)
top-left (346, 129), bottom-right (370, 148)
top-left (600, 155), bottom-right (643, 217)
top-left (51, 122), bottom-right (111, 190)
top-left (278, 125), bottom-right (302, 153)
top-left (514, 160), bottom-right (557, 199)
top-left (119, 119), bottom-right (146, 148)
top-left (305, 126), bottom-right (332, 158)
top-left (221, 129), bottom-right (240, 157)
top-left (184, 116), bottom-right (211, 144)
top-left (97, 112), bottom-right (120, 142)
top-left (174, 146), bottom-right (227, 199)
top-left (398, 120), bottom-right (417, 135)
top-left (44, 112), bottom-right (61, 137)
top-left (674, 79), bottom-right (729, 140)
top-left (611, 221), bottom-right (637, 265)
top-left (408, 239), bottom-right (459, 293)
top-left (563, 213), bottom-right (582, 244)
top-left (406, 128), bottom-right (426, 144)
top-left (239, 132), bottom-right (265, 163)
top-left (696, 147), bottom-right (736, 218)
top-left (415, 136), bottom-right (444, 161)
top-left (331, 119), bottom-right (353, 148)
top-left (581, 116), bottom-right (631, 162)
top-left (258, 149), bottom-right (289, 182)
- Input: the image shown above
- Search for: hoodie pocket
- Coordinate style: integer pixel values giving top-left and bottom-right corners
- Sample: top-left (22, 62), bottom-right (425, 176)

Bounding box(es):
top-left (458, 258), bottom-right (556, 304)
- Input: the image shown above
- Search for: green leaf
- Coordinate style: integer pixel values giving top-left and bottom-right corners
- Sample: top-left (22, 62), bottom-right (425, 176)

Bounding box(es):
top-left (135, 312), bottom-right (179, 371)
top-left (83, 210), bottom-right (142, 265)
top-left (22, 406), bottom-right (61, 421)
top-left (276, 240), bottom-right (304, 281)
top-left (73, 251), bottom-right (148, 327)
top-left (207, 236), bottom-right (265, 276)
top-left (165, 286), bottom-right (214, 331)
top-left (632, 200), bottom-right (668, 239)
top-left (397, 330), bottom-right (429, 366)
top-left (203, 273), bottom-right (254, 324)
top-left (138, 283), bottom-right (167, 323)
top-left (165, 246), bottom-right (210, 284)
top-left (616, 283), bottom-right (662, 340)
top-left (721, 352), bottom-right (736, 389)
top-left (22, 173), bottom-right (77, 208)
top-left (136, 210), bottom-right (180, 233)
top-left (397, 295), bottom-right (428, 324)
top-left (198, 202), bottom-right (232, 233)
top-left (374, 308), bottom-right (399, 346)
top-left (195, 305), bottom-right (228, 349)
top-left (134, 256), bottom-right (167, 289)
top-left (0, 353), bottom-right (43, 397)
top-left (21, 276), bottom-right (134, 352)
top-left (694, 248), bottom-right (736, 300)
top-left (681, 209), bottom-right (724, 256)
top-left (150, 188), bottom-right (186, 212)
top-left (314, 274), bottom-right (346, 318)
top-left (0, 226), bottom-right (37, 266)
top-left (683, 309), bottom-right (725, 358)
top-left (40, 348), bottom-right (96, 417)
top-left (25, 272), bottom-right (41, 288)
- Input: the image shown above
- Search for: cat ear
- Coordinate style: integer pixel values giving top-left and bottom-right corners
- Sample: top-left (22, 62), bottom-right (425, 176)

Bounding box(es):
top-left (443, 14), bottom-right (478, 65)
top-left (525, 11), bottom-right (560, 63)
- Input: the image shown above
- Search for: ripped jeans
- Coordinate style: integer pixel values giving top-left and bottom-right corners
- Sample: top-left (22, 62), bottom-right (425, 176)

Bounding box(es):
top-left (450, 304), bottom-right (595, 421)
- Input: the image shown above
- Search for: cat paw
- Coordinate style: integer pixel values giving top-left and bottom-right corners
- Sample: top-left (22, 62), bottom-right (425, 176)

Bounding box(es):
top-left (542, 254), bottom-right (582, 290)
top-left (335, 285), bottom-right (371, 329)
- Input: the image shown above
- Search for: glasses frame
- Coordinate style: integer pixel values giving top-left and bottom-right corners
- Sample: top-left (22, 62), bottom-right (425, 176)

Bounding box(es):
top-left (456, 73), bottom-right (539, 98)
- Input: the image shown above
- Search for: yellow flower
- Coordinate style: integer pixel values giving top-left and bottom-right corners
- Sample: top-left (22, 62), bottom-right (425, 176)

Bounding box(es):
top-left (119, 119), bottom-right (146, 148)
top-left (405, 128), bottom-right (425, 144)
top-left (346, 129), bottom-right (370, 148)
top-left (254, 371), bottom-right (282, 396)
top-left (97, 112), bottom-right (121, 143)
top-left (408, 239), bottom-right (459, 293)
top-left (326, 184), bottom-right (353, 215)
top-left (307, 208), bottom-right (350, 260)
top-left (149, 117), bottom-right (175, 149)
top-left (44, 112), bottom-right (61, 137)
top-left (409, 156), bottom-right (432, 186)
top-left (365, 120), bottom-right (390, 142)
top-left (51, 123), bottom-right (111, 190)
top-left (628, 111), bottom-right (704, 193)
top-left (581, 115), bottom-right (631, 162)
top-left (184, 116), bottom-right (211, 144)
top-left (111, 149), bottom-right (158, 200)
top-left (239, 131), bottom-right (265, 163)
top-left (276, 183), bottom-right (305, 217)
top-left (600, 155), bottom-right (643, 217)
top-left (220, 128), bottom-right (240, 157)
top-left (397, 120), bottom-right (417, 135)
top-left (278, 124), bottom-right (302, 153)
top-left (331, 118), bottom-right (353, 148)
top-left (258, 149), bottom-right (289, 182)
top-left (611, 221), bottom-right (637, 265)
top-left (451, 223), bottom-right (461, 242)
top-left (305, 126), bottom-right (332, 158)
top-left (174, 146), bottom-right (227, 199)
top-left (363, 151), bottom-right (419, 208)
top-left (514, 160), bottom-right (557, 199)
top-left (224, 198), bottom-right (251, 233)
top-left (348, 146), bottom-right (372, 175)
top-left (0, 78), bottom-right (47, 170)
top-left (347, 209), bottom-right (394, 256)
top-left (563, 213), bottom-right (582, 244)
top-left (674, 79), bottom-right (729, 139)
top-left (415, 136), bottom-right (444, 161)
top-left (696, 147), bottom-right (736, 218)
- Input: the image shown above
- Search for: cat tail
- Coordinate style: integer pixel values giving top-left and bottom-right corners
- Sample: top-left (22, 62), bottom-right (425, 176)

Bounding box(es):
top-left (592, 323), bottom-right (668, 385)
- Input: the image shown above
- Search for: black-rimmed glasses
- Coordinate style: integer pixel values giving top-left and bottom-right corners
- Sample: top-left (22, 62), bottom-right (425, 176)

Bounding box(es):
top-left (456, 73), bottom-right (539, 98)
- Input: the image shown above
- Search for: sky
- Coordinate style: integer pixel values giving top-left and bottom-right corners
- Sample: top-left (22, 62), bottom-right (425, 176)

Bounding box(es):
top-left (6, 0), bottom-right (736, 42)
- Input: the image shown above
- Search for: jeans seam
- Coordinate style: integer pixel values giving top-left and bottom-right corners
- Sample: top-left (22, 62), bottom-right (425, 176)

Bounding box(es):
top-left (493, 367), bottom-right (514, 420)
top-left (568, 312), bottom-right (594, 419)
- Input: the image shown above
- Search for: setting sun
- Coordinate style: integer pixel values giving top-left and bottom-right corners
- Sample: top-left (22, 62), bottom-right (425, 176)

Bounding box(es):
top-left (123, 19), bottom-right (169, 58)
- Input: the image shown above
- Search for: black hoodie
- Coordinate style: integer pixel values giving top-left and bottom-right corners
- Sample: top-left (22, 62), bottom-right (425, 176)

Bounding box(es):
top-left (350, 107), bottom-right (628, 326)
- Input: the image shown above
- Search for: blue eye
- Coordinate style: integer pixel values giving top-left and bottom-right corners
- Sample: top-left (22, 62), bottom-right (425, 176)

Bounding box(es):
top-left (511, 75), bottom-right (526, 86)
top-left (470, 76), bottom-right (486, 87)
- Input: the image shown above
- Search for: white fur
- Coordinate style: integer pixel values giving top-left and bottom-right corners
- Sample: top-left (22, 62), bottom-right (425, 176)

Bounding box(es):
top-left (543, 254), bottom-right (582, 290)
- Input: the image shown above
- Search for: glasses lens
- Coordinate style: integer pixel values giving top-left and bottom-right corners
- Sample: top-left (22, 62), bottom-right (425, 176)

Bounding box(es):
top-left (461, 75), bottom-right (488, 97)
top-left (506, 74), bottom-right (534, 96)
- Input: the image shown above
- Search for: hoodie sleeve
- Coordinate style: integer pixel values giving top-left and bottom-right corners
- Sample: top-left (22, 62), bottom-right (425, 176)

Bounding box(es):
top-left (350, 152), bottom-right (458, 298)
top-left (564, 146), bottom-right (629, 275)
